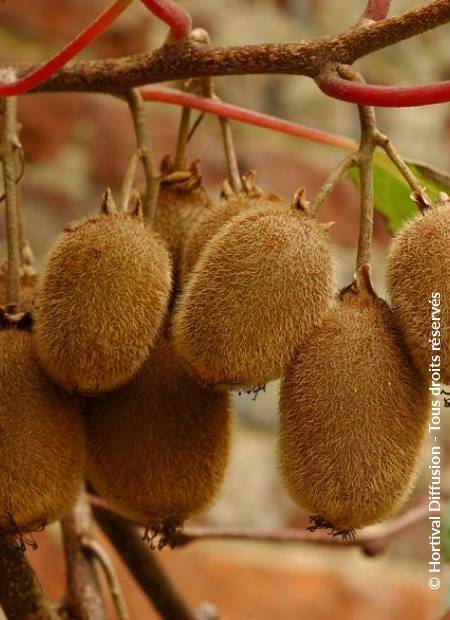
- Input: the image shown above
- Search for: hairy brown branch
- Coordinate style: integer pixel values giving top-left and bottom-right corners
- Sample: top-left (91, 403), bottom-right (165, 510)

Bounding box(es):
top-left (93, 507), bottom-right (197, 620)
top-left (0, 534), bottom-right (57, 620)
top-left (3, 0), bottom-right (448, 94)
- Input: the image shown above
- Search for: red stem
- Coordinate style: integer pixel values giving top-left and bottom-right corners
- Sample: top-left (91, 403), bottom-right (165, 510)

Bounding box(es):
top-left (140, 0), bottom-right (192, 42)
top-left (0, 0), bottom-right (134, 97)
top-left (361, 0), bottom-right (392, 21)
top-left (318, 75), bottom-right (450, 107)
top-left (0, 0), bottom-right (191, 97)
top-left (140, 86), bottom-right (357, 150)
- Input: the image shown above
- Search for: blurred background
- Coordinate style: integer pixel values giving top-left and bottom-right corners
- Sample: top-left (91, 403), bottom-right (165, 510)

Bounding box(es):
top-left (0, 0), bottom-right (449, 618)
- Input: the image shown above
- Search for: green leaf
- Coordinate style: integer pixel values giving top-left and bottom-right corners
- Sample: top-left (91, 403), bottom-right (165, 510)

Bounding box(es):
top-left (348, 151), bottom-right (450, 234)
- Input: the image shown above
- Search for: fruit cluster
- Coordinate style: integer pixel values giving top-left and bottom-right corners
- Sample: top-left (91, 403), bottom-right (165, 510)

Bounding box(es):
top-left (0, 152), bottom-right (447, 542)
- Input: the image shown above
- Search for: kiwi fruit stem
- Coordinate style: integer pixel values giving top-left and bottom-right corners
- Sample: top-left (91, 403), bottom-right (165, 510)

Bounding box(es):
top-left (309, 153), bottom-right (358, 216)
top-left (1, 95), bottom-right (22, 314)
top-left (127, 89), bottom-right (160, 222)
top-left (119, 151), bottom-right (140, 212)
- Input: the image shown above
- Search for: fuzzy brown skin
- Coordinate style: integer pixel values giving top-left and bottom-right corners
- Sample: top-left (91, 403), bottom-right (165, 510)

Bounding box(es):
top-left (278, 283), bottom-right (430, 531)
top-left (387, 203), bottom-right (450, 383)
top-left (173, 203), bottom-right (335, 391)
top-left (86, 336), bottom-right (232, 526)
top-left (0, 329), bottom-right (85, 532)
top-left (153, 170), bottom-right (211, 293)
top-left (181, 192), bottom-right (282, 283)
top-left (33, 212), bottom-right (172, 395)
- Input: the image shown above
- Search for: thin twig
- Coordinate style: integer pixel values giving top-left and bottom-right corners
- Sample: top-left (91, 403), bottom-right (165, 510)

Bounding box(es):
top-left (82, 539), bottom-right (130, 620)
top-left (0, 534), bottom-right (58, 620)
top-left (374, 132), bottom-right (432, 210)
top-left (174, 500), bottom-right (430, 558)
top-left (310, 153), bottom-right (358, 215)
top-left (126, 89), bottom-right (160, 221)
top-left (93, 507), bottom-right (197, 620)
top-left (61, 493), bottom-right (106, 620)
top-left (90, 495), bottom-right (431, 558)
top-left (1, 90), bottom-right (21, 312)
top-left (119, 152), bottom-right (139, 212)
top-left (218, 115), bottom-right (243, 194)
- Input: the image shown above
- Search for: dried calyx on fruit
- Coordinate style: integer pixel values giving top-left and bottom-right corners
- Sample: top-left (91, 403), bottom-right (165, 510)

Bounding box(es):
top-left (387, 192), bottom-right (450, 383)
top-left (181, 171), bottom-right (282, 282)
top-left (153, 155), bottom-right (211, 293)
top-left (33, 190), bottom-right (172, 395)
top-left (87, 336), bottom-right (232, 547)
top-left (173, 190), bottom-right (335, 392)
top-left (279, 265), bottom-right (430, 535)
top-left (0, 322), bottom-right (85, 538)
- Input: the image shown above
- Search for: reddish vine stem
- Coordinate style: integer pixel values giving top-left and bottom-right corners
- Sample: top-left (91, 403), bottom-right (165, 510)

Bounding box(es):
top-left (0, 0), bottom-right (192, 97)
top-left (360, 0), bottom-right (392, 23)
top-left (0, 0), bottom-right (135, 97)
top-left (12, 0), bottom-right (448, 96)
top-left (140, 0), bottom-right (192, 42)
top-left (93, 507), bottom-right (197, 620)
top-left (1, 91), bottom-right (21, 313)
top-left (141, 87), bottom-right (357, 151)
top-left (317, 72), bottom-right (450, 107)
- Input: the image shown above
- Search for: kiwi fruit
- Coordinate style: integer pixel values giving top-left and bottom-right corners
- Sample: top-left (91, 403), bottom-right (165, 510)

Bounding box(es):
top-left (173, 195), bottom-right (335, 391)
top-left (181, 173), bottom-right (282, 282)
top-left (387, 197), bottom-right (450, 383)
top-left (32, 190), bottom-right (172, 395)
top-left (153, 156), bottom-right (211, 292)
top-left (0, 327), bottom-right (85, 533)
top-left (278, 265), bottom-right (430, 533)
top-left (86, 336), bottom-right (232, 532)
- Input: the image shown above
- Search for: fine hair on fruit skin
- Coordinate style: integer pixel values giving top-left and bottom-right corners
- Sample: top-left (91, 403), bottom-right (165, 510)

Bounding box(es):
top-left (32, 190), bottom-right (172, 395)
top-left (278, 265), bottom-right (430, 532)
top-left (153, 156), bottom-right (211, 293)
top-left (0, 327), bottom-right (85, 533)
top-left (386, 196), bottom-right (450, 384)
top-left (181, 172), bottom-right (282, 282)
top-left (173, 195), bottom-right (335, 391)
top-left (86, 335), bottom-right (232, 530)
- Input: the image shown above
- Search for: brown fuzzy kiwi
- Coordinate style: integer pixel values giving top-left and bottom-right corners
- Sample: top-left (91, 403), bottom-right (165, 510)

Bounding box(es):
top-left (153, 156), bottom-right (211, 291)
top-left (0, 327), bottom-right (85, 533)
top-left (33, 191), bottom-right (172, 395)
top-left (387, 198), bottom-right (450, 383)
top-left (173, 195), bottom-right (335, 391)
top-left (86, 336), bottom-right (232, 534)
top-left (181, 172), bottom-right (282, 282)
top-left (278, 265), bottom-right (430, 533)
